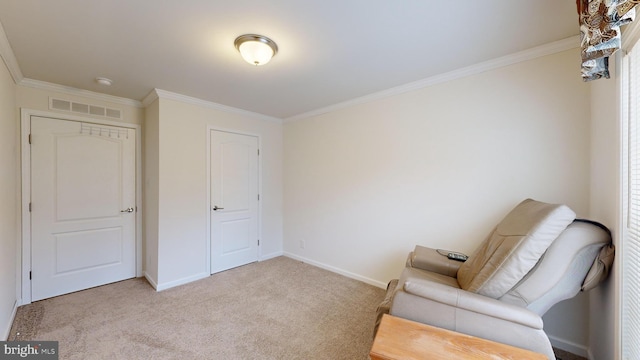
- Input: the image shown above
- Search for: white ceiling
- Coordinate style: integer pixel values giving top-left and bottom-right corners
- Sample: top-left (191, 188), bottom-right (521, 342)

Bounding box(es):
top-left (0, 1), bottom-right (579, 119)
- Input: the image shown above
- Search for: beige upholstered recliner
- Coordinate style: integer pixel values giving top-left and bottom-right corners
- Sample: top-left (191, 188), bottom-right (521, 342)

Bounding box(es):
top-left (377, 199), bottom-right (614, 359)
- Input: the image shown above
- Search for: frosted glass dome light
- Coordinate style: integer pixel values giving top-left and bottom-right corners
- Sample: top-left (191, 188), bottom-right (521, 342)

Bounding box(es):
top-left (234, 34), bottom-right (278, 66)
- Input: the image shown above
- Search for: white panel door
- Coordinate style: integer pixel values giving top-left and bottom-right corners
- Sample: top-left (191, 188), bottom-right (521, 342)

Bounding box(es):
top-left (210, 130), bottom-right (259, 273)
top-left (31, 116), bottom-right (136, 301)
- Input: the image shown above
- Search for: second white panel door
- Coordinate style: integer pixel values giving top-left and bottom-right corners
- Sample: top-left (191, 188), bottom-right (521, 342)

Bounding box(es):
top-left (210, 130), bottom-right (259, 273)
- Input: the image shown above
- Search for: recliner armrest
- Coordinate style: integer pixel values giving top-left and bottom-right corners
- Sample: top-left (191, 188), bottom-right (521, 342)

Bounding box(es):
top-left (409, 245), bottom-right (462, 277)
top-left (403, 278), bottom-right (543, 329)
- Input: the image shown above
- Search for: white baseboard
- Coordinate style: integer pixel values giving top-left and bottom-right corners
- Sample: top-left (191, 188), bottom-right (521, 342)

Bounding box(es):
top-left (2, 300), bottom-right (18, 341)
top-left (143, 271), bottom-right (159, 290)
top-left (260, 251), bottom-right (284, 261)
top-left (283, 252), bottom-right (387, 289)
top-left (548, 334), bottom-right (589, 358)
top-left (153, 272), bottom-right (210, 292)
top-left (144, 253), bottom-right (286, 291)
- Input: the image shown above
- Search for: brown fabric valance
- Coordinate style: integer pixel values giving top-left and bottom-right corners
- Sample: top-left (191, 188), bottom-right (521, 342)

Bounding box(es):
top-left (578, 0), bottom-right (640, 81)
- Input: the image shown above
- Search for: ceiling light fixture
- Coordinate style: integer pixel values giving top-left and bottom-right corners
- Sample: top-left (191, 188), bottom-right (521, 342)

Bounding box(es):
top-left (96, 77), bottom-right (112, 86)
top-left (234, 34), bottom-right (278, 66)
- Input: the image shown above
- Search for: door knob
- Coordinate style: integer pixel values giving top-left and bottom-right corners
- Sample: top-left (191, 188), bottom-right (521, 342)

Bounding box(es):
top-left (213, 205), bottom-right (224, 211)
top-left (121, 207), bottom-right (134, 213)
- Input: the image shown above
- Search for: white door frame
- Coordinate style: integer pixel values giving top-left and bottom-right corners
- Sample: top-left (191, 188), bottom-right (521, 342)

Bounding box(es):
top-left (206, 126), bottom-right (262, 274)
top-left (20, 108), bottom-right (142, 305)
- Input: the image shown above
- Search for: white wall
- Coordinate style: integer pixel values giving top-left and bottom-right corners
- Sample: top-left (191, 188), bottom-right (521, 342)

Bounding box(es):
top-left (0, 51), bottom-right (17, 340)
top-left (588, 58), bottom-right (620, 359)
top-left (283, 48), bottom-right (593, 349)
top-left (1, 36), bottom-right (613, 357)
top-left (543, 292), bottom-right (591, 355)
top-left (144, 99), bottom-right (160, 284)
top-left (145, 94), bottom-right (283, 289)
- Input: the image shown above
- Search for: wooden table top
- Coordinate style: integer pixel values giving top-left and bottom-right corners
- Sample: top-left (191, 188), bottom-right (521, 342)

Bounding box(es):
top-left (370, 314), bottom-right (547, 360)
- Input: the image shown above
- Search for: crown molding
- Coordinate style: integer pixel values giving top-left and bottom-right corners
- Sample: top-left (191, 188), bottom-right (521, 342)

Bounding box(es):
top-left (142, 88), bottom-right (159, 107)
top-left (284, 36), bottom-right (580, 123)
top-left (0, 20), bottom-right (24, 84)
top-left (18, 78), bottom-right (143, 108)
top-left (145, 88), bottom-right (283, 124)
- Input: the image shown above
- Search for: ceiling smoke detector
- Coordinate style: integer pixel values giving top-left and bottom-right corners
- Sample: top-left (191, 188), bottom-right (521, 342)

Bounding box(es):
top-left (95, 77), bottom-right (112, 86)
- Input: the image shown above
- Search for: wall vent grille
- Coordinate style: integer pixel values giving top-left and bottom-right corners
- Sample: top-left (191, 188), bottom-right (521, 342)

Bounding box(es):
top-left (49, 97), bottom-right (122, 120)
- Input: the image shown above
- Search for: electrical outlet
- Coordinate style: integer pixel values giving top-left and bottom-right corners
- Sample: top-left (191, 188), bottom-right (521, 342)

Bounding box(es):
top-left (300, 240), bottom-right (306, 249)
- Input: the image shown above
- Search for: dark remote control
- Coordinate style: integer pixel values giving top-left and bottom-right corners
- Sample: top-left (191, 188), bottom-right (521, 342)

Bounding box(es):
top-left (447, 252), bottom-right (468, 262)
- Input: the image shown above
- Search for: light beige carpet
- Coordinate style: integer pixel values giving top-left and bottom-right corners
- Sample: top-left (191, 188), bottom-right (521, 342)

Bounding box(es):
top-left (9, 257), bottom-right (386, 360)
